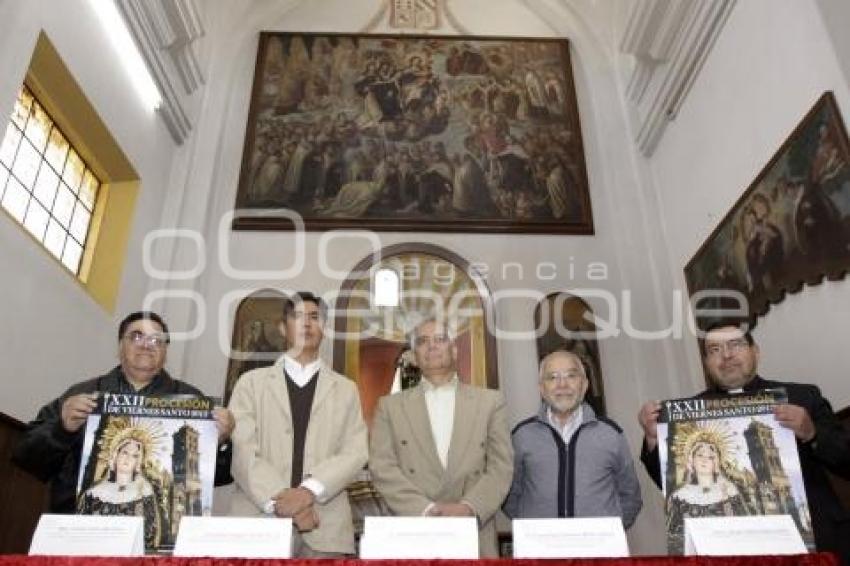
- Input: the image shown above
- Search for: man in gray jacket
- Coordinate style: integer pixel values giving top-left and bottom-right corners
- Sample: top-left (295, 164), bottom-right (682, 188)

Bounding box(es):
top-left (503, 350), bottom-right (642, 527)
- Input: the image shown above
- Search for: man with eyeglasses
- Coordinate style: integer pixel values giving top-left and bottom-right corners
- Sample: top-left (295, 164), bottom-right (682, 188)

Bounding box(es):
top-left (369, 317), bottom-right (513, 557)
top-left (226, 292), bottom-right (368, 557)
top-left (13, 311), bottom-right (235, 515)
top-left (638, 320), bottom-right (850, 562)
top-left (503, 350), bottom-right (642, 527)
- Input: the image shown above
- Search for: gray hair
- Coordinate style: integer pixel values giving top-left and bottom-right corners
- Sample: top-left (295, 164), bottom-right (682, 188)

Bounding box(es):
top-left (538, 350), bottom-right (588, 382)
top-left (407, 316), bottom-right (457, 348)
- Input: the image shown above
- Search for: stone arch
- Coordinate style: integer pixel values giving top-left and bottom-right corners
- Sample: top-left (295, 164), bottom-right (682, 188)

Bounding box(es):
top-left (332, 242), bottom-right (498, 425)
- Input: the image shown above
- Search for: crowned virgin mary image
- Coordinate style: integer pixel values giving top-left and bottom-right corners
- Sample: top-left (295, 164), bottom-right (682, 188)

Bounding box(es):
top-left (76, 418), bottom-right (170, 550)
top-left (665, 425), bottom-right (755, 553)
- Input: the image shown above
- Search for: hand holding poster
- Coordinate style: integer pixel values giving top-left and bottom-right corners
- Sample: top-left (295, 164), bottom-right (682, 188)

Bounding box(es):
top-left (656, 388), bottom-right (814, 554)
top-left (75, 393), bottom-right (218, 553)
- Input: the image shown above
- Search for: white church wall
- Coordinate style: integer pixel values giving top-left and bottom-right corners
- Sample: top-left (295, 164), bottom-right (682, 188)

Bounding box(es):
top-left (647, 0), bottom-right (850, 408)
top-left (148, 1), bottom-right (677, 554)
top-left (0, 0), bottom-right (741, 555)
top-left (0, 0), bottom-right (181, 419)
top-left (816, 0), bottom-right (850, 89)
top-left (154, 0), bottom-right (675, 432)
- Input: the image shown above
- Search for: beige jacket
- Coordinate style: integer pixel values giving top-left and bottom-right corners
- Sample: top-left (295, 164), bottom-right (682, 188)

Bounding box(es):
top-left (369, 381), bottom-right (513, 557)
top-left (227, 360), bottom-right (367, 554)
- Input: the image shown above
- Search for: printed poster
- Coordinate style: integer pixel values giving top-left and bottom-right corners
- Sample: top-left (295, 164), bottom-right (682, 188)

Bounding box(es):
top-left (657, 389), bottom-right (814, 554)
top-left (75, 393), bottom-right (218, 552)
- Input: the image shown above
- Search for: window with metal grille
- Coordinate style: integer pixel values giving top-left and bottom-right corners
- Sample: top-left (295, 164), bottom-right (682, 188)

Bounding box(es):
top-left (0, 85), bottom-right (101, 275)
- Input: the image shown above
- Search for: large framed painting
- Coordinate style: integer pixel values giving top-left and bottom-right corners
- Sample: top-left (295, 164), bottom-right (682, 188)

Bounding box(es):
top-left (685, 92), bottom-right (850, 323)
top-left (233, 32), bottom-right (593, 234)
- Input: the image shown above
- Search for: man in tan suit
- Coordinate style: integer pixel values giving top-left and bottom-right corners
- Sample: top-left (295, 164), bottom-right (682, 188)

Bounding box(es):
top-left (369, 318), bottom-right (513, 557)
top-left (228, 292), bottom-right (367, 556)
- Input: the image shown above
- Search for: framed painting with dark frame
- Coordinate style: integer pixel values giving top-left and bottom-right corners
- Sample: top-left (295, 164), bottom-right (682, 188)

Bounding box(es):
top-left (233, 32), bottom-right (594, 234)
top-left (685, 91), bottom-right (850, 325)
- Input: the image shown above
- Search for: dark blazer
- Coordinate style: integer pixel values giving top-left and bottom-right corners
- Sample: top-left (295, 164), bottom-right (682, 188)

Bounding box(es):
top-left (640, 375), bottom-right (850, 563)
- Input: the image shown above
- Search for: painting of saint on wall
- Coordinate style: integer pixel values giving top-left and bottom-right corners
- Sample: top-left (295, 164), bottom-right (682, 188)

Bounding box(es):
top-left (223, 290), bottom-right (287, 405)
top-left (233, 33), bottom-right (593, 234)
top-left (685, 92), bottom-right (850, 322)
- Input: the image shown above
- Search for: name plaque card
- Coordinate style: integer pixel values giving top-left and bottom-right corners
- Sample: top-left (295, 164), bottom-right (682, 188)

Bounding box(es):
top-left (360, 516), bottom-right (479, 558)
top-left (173, 516), bottom-right (293, 558)
top-left (29, 514), bottom-right (144, 556)
top-left (685, 515), bottom-right (807, 556)
top-left (512, 517), bottom-right (629, 558)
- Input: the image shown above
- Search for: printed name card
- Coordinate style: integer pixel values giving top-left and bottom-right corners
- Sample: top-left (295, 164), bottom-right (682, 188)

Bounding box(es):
top-left (685, 515), bottom-right (808, 556)
top-left (360, 516), bottom-right (479, 558)
top-left (512, 517), bottom-right (629, 558)
top-left (173, 516), bottom-right (292, 558)
top-left (29, 514), bottom-right (144, 556)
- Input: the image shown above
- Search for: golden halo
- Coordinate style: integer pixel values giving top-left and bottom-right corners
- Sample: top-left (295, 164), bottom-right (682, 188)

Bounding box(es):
top-left (673, 422), bottom-right (737, 470)
top-left (94, 416), bottom-right (167, 481)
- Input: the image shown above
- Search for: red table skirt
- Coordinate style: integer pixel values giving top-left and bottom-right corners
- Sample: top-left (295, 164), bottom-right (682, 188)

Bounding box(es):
top-left (0, 554), bottom-right (838, 566)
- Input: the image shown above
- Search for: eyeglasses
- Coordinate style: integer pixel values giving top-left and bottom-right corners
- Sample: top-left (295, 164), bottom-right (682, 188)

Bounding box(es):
top-left (705, 338), bottom-right (749, 358)
top-left (123, 330), bottom-right (168, 348)
top-left (542, 370), bottom-right (584, 384)
top-left (415, 334), bottom-right (451, 347)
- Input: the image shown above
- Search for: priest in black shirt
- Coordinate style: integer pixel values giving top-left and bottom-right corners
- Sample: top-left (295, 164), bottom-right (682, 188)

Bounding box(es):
top-left (638, 320), bottom-right (850, 563)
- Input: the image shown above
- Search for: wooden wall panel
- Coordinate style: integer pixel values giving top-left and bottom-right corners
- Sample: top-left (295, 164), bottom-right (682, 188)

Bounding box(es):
top-left (0, 413), bottom-right (48, 554)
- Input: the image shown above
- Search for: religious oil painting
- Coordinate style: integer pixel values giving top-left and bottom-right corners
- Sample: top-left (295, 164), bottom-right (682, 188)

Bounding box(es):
top-left (223, 289), bottom-right (287, 405)
top-left (685, 92), bottom-right (850, 322)
top-left (233, 33), bottom-right (593, 234)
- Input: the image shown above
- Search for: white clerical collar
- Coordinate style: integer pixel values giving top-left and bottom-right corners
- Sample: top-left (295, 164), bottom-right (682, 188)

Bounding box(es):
top-left (421, 374), bottom-right (459, 392)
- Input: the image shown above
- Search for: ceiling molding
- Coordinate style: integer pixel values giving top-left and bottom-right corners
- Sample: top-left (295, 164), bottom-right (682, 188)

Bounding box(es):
top-left (117, 0), bottom-right (206, 144)
top-left (621, 0), bottom-right (736, 157)
top-left (157, 0), bottom-right (205, 94)
top-left (364, 0), bottom-right (468, 35)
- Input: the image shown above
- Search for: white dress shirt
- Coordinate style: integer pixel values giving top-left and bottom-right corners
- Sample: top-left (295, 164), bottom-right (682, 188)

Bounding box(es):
top-left (282, 354), bottom-right (322, 388)
top-left (548, 404), bottom-right (583, 444)
top-left (422, 374), bottom-right (459, 469)
top-left (419, 375), bottom-right (478, 518)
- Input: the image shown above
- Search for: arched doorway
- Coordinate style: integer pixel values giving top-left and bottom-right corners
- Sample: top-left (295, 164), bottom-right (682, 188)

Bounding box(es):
top-left (332, 243), bottom-right (498, 426)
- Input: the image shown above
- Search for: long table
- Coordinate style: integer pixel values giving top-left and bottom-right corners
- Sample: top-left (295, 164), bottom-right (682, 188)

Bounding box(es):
top-left (0, 554), bottom-right (838, 566)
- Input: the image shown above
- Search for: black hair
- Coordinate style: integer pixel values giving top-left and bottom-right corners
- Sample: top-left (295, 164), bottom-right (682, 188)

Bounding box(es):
top-left (118, 311), bottom-right (170, 343)
top-left (699, 318), bottom-right (754, 357)
top-left (282, 292), bottom-right (327, 321)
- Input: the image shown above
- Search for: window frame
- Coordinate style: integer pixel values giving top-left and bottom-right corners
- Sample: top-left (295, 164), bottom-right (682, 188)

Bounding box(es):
top-left (0, 84), bottom-right (103, 277)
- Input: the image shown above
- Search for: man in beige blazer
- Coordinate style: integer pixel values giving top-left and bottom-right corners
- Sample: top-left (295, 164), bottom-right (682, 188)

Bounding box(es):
top-left (369, 318), bottom-right (513, 557)
top-left (228, 292), bottom-right (367, 556)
